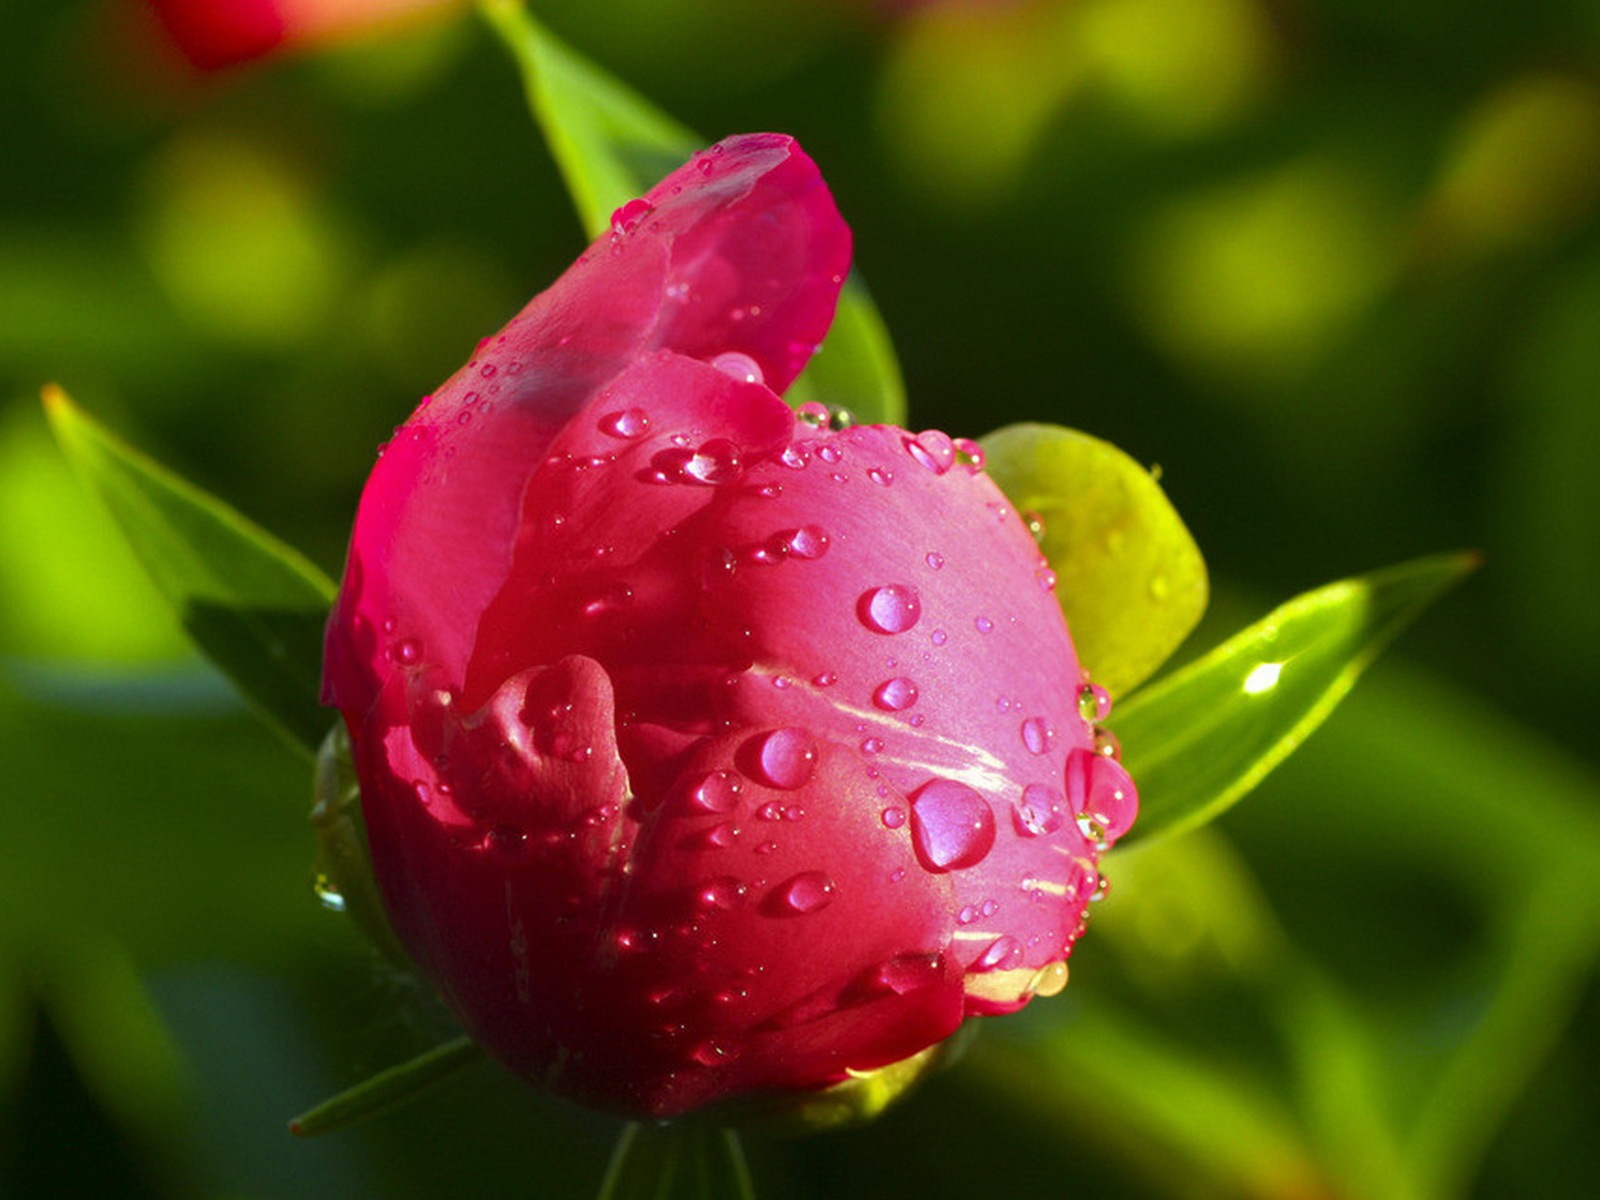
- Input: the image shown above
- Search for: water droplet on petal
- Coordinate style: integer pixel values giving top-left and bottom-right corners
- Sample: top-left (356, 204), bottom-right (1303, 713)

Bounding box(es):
top-left (873, 677), bottom-right (920, 711)
top-left (689, 770), bottom-right (743, 814)
top-left (812, 671), bottom-right (838, 688)
top-left (881, 806), bottom-right (906, 829)
top-left (1093, 725), bottom-right (1122, 759)
top-left (797, 402), bottom-right (830, 428)
top-left (1023, 511), bottom-right (1046, 542)
top-left (1020, 716), bottom-right (1054, 755)
top-left (779, 445), bottom-right (808, 469)
top-left (697, 877), bottom-right (748, 911)
top-left (908, 779), bottom-right (996, 872)
top-left (1077, 683), bottom-right (1113, 722)
top-left (859, 584), bottom-right (921, 634)
top-left (748, 728), bottom-right (819, 790)
top-left (784, 525), bottom-right (830, 559)
top-left (684, 438), bottom-right (742, 485)
top-left (867, 466), bottom-right (894, 487)
top-left (975, 616), bottom-right (994, 634)
top-left (904, 430), bottom-right (956, 474)
top-left (690, 1038), bottom-right (738, 1067)
top-left (774, 871), bottom-right (835, 915)
top-left (953, 438), bottom-right (987, 471)
top-left (1066, 748), bottom-right (1139, 842)
top-left (1028, 961), bottom-right (1070, 997)
top-left (925, 552), bottom-right (945, 571)
top-left (872, 952), bottom-right (944, 995)
top-left (972, 935), bottom-right (1020, 973)
top-left (600, 408), bottom-right (651, 438)
top-left (1037, 566), bottom-right (1058, 592)
top-left (711, 352), bottom-right (764, 385)
top-left (1014, 783), bottom-right (1065, 836)
top-left (610, 197), bottom-right (654, 234)
top-left (390, 638), bottom-right (422, 666)
top-left (860, 736), bottom-right (885, 755)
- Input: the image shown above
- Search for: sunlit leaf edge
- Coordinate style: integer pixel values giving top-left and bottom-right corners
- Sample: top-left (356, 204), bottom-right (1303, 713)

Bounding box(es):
top-left (1114, 551), bottom-right (1479, 848)
top-left (42, 385), bottom-right (336, 757)
top-left (289, 1035), bottom-right (482, 1137)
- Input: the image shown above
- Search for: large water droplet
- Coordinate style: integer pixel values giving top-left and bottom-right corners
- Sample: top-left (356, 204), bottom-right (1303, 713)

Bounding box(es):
top-left (774, 871), bottom-right (835, 915)
top-left (873, 677), bottom-right (919, 711)
top-left (711, 352), bottom-right (764, 385)
top-left (908, 779), bottom-right (996, 872)
top-left (1014, 783), bottom-right (1066, 837)
top-left (953, 438), bottom-right (987, 471)
top-left (748, 728), bottom-right (819, 790)
top-left (796, 401), bottom-right (830, 428)
top-left (1020, 716), bottom-right (1053, 755)
top-left (859, 584), bottom-right (921, 634)
top-left (599, 408), bottom-right (651, 438)
top-left (1066, 748), bottom-right (1138, 843)
top-left (689, 770), bottom-right (742, 814)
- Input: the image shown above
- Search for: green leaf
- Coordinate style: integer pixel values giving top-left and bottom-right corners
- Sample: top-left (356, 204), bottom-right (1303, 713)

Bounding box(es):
top-left (599, 1122), bottom-right (754, 1200)
top-left (288, 1036), bottom-right (482, 1137)
top-left (42, 386), bottom-right (335, 757)
top-left (478, 0), bottom-right (906, 426)
top-left (1114, 552), bottom-right (1478, 847)
top-left (981, 423), bottom-right (1208, 696)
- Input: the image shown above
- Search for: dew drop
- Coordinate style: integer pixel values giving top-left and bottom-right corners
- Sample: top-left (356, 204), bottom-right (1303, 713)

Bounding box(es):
top-left (390, 638), bottom-right (422, 666)
top-left (689, 770), bottom-right (742, 814)
top-left (599, 408), bottom-right (651, 438)
top-left (953, 438), bottom-right (987, 471)
top-left (313, 874), bottom-right (345, 913)
top-left (1023, 511), bottom-right (1046, 542)
top-left (813, 671), bottom-right (838, 688)
top-left (711, 352), bottom-right (764, 385)
top-left (1077, 683), bottom-right (1113, 722)
top-left (1028, 961), bottom-right (1070, 997)
top-left (1066, 748), bottom-right (1139, 843)
top-left (873, 677), bottom-right (920, 711)
top-left (860, 736), bottom-right (885, 755)
top-left (774, 871), bottom-right (835, 915)
top-left (779, 445), bottom-right (809, 469)
top-left (1020, 716), bottom-right (1054, 755)
top-left (972, 935), bottom-right (1021, 973)
top-left (1093, 725), bottom-right (1122, 759)
top-left (797, 401), bottom-right (830, 428)
top-left (697, 877), bottom-right (748, 911)
top-left (1014, 783), bottom-right (1065, 837)
top-left (748, 728), bottom-right (818, 790)
top-left (903, 430), bottom-right (956, 474)
top-left (908, 779), bottom-right (996, 872)
top-left (784, 525), bottom-right (830, 560)
top-left (684, 438), bottom-right (742, 485)
top-left (689, 1038), bottom-right (738, 1067)
top-left (925, 551), bottom-right (945, 571)
top-left (931, 629), bottom-right (949, 646)
top-left (881, 806), bottom-right (907, 829)
top-left (1037, 566), bottom-right (1058, 592)
top-left (975, 616), bottom-right (994, 634)
top-left (867, 466), bottom-right (894, 487)
top-left (610, 197), bottom-right (654, 235)
top-left (859, 584), bottom-right (921, 634)
top-left (872, 952), bottom-right (944, 995)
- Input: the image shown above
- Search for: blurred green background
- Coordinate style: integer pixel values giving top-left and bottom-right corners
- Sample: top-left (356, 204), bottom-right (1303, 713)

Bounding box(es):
top-left (2, 1), bottom-right (1598, 1197)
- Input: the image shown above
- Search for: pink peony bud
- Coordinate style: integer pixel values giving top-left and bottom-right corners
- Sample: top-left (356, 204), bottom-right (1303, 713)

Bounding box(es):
top-left (323, 134), bottom-right (1135, 1120)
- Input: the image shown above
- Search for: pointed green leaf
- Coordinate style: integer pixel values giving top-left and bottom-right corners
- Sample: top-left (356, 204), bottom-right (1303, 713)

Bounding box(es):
top-left (1114, 552), bottom-right (1478, 847)
top-left (289, 1035), bottom-right (481, 1137)
top-left (42, 387), bottom-right (335, 756)
top-left (479, 0), bottom-right (906, 426)
top-left (599, 1121), bottom-right (755, 1200)
top-left (982, 422), bottom-right (1208, 697)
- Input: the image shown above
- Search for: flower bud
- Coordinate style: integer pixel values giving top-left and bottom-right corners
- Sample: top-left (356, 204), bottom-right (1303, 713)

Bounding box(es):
top-left (323, 134), bottom-right (1136, 1119)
